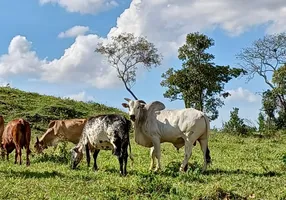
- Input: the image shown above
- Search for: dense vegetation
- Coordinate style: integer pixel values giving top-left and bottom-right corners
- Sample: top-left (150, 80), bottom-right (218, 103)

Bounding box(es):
top-left (0, 86), bottom-right (286, 199)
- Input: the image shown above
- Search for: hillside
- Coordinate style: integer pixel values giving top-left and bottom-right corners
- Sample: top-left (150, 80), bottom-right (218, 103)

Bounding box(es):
top-left (0, 86), bottom-right (125, 135)
top-left (0, 87), bottom-right (286, 199)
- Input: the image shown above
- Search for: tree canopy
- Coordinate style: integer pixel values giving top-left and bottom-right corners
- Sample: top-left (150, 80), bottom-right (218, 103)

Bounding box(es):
top-left (95, 32), bottom-right (162, 100)
top-left (161, 32), bottom-right (245, 120)
top-left (237, 33), bottom-right (286, 130)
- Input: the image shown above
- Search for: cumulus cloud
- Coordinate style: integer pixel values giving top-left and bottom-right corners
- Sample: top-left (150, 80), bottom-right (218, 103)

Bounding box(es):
top-left (109, 0), bottom-right (286, 55)
top-left (58, 26), bottom-right (90, 38)
top-left (2, 1), bottom-right (286, 89)
top-left (64, 91), bottom-right (95, 102)
top-left (41, 34), bottom-right (121, 88)
top-left (0, 36), bottom-right (46, 77)
top-left (0, 78), bottom-right (10, 87)
top-left (225, 87), bottom-right (260, 103)
top-left (39, 0), bottom-right (118, 14)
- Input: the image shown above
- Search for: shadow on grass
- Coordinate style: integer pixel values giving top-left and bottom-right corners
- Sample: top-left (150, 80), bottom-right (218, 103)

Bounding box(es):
top-left (0, 169), bottom-right (64, 179)
top-left (199, 187), bottom-right (247, 200)
top-left (205, 168), bottom-right (281, 177)
top-left (33, 153), bottom-right (69, 165)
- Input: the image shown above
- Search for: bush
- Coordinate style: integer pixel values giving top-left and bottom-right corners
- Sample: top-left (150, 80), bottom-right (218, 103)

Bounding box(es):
top-left (222, 107), bottom-right (256, 135)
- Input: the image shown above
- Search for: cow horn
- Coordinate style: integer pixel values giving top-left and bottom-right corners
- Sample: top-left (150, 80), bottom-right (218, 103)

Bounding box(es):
top-left (124, 98), bottom-right (131, 102)
top-left (138, 100), bottom-right (146, 104)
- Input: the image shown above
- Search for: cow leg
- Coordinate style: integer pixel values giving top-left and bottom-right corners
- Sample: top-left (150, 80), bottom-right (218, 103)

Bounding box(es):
top-left (14, 151), bottom-right (17, 164)
top-left (85, 144), bottom-right (91, 167)
top-left (26, 144), bottom-right (31, 166)
top-left (93, 149), bottom-right (100, 171)
top-left (18, 147), bottom-right (22, 165)
top-left (118, 155), bottom-right (124, 176)
top-left (152, 138), bottom-right (161, 172)
top-left (199, 138), bottom-right (211, 172)
top-left (149, 147), bottom-right (156, 171)
top-left (180, 140), bottom-right (194, 172)
top-left (122, 148), bottom-right (128, 176)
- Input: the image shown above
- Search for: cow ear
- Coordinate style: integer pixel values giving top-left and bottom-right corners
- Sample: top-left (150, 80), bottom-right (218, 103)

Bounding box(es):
top-left (138, 100), bottom-right (146, 105)
top-left (146, 101), bottom-right (165, 112)
top-left (124, 98), bottom-right (131, 102)
top-left (122, 103), bottom-right (129, 108)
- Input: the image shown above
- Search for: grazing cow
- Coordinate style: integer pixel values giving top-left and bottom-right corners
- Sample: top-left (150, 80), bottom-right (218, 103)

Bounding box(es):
top-left (1, 118), bottom-right (31, 166)
top-left (71, 114), bottom-right (133, 176)
top-left (122, 98), bottom-right (211, 172)
top-left (34, 119), bottom-right (87, 153)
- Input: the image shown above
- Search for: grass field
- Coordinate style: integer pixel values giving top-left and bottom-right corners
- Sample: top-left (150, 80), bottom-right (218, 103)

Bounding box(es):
top-left (0, 87), bottom-right (286, 199)
top-left (0, 133), bottom-right (286, 200)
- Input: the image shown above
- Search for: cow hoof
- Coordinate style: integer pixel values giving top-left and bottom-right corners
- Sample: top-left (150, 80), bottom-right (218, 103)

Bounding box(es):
top-left (179, 167), bottom-right (187, 172)
top-left (120, 171), bottom-right (127, 177)
top-left (154, 168), bottom-right (161, 172)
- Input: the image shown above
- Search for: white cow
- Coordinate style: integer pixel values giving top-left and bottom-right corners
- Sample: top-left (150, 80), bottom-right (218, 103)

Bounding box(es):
top-left (122, 98), bottom-right (211, 172)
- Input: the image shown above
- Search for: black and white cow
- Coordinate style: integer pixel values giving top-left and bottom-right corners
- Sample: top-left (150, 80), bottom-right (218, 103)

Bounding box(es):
top-left (70, 114), bottom-right (133, 176)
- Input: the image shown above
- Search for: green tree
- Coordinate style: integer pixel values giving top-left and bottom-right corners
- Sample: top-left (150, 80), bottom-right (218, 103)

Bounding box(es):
top-left (237, 33), bottom-right (286, 130)
top-left (161, 32), bottom-right (245, 120)
top-left (96, 32), bottom-right (162, 100)
top-left (222, 107), bottom-right (256, 135)
top-left (258, 112), bottom-right (266, 133)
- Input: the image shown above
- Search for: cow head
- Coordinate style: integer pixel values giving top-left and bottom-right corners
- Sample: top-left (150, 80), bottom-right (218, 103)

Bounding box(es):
top-left (122, 98), bottom-right (146, 122)
top-left (34, 137), bottom-right (46, 154)
top-left (70, 146), bottom-right (83, 169)
top-left (122, 98), bottom-right (166, 122)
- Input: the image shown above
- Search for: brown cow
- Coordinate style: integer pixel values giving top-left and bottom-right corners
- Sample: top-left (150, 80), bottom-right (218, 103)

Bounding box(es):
top-left (34, 119), bottom-right (87, 153)
top-left (1, 118), bottom-right (31, 166)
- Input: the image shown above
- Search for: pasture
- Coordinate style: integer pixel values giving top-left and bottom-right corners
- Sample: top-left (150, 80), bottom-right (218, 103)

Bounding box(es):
top-left (0, 133), bottom-right (286, 199)
top-left (0, 87), bottom-right (286, 199)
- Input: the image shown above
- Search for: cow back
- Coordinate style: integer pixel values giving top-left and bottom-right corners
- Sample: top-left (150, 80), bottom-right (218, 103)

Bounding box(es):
top-left (2, 119), bottom-right (31, 148)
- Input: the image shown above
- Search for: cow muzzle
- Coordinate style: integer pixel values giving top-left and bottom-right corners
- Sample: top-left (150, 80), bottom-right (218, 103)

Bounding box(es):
top-left (130, 115), bottom-right (135, 122)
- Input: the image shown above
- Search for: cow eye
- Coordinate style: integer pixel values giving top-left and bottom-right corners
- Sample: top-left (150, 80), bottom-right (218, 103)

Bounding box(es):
top-left (137, 106), bottom-right (140, 109)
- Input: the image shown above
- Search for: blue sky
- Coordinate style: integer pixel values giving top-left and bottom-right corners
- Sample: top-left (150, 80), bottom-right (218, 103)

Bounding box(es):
top-left (0, 0), bottom-right (285, 128)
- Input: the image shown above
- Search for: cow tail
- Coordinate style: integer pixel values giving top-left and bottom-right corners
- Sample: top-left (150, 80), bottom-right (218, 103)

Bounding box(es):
top-left (128, 138), bottom-right (134, 166)
top-left (203, 114), bottom-right (211, 164)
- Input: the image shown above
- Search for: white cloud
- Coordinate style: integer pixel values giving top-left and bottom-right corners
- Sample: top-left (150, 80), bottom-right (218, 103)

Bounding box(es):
top-left (39, 0), bottom-right (118, 14)
top-left (225, 87), bottom-right (260, 103)
top-left (0, 78), bottom-right (10, 87)
top-left (41, 34), bottom-right (121, 88)
top-left (0, 35), bottom-right (122, 89)
top-left (0, 36), bottom-right (46, 77)
top-left (58, 26), bottom-right (90, 38)
top-left (2, 1), bottom-right (286, 89)
top-left (109, 0), bottom-right (286, 56)
top-left (64, 91), bottom-right (95, 102)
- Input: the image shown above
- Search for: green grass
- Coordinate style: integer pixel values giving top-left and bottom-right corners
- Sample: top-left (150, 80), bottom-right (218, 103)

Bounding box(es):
top-left (0, 87), bottom-right (286, 199)
top-left (0, 86), bottom-right (125, 134)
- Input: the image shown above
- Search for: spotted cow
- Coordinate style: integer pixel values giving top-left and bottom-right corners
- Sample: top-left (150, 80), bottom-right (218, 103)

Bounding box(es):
top-left (71, 114), bottom-right (133, 176)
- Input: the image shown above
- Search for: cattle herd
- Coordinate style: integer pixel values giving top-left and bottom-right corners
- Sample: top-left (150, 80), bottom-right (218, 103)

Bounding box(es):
top-left (0, 98), bottom-right (211, 176)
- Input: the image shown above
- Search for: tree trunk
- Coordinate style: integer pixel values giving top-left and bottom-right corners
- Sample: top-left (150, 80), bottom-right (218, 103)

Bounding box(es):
top-left (122, 79), bottom-right (138, 100)
top-left (184, 99), bottom-right (190, 108)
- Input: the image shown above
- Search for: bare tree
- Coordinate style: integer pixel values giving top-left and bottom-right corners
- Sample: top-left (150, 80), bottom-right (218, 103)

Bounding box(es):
top-left (236, 33), bottom-right (286, 89)
top-left (95, 33), bottom-right (162, 100)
